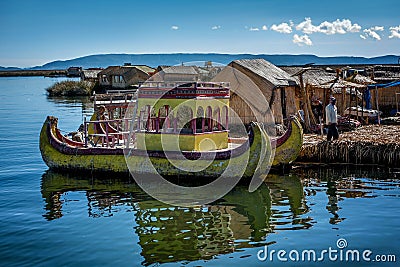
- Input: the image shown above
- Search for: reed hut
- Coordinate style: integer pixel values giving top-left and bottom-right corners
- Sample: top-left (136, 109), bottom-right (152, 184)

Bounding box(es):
top-left (214, 59), bottom-right (299, 125)
top-left (155, 65), bottom-right (199, 82)
top-left (367, 81), bottom-right (400, 115)
top-left (98, 65), bottom-right (154, 89)
top-left (281, 67), bottom-right (376, 128)
top-left (372, 65), bottom-right (400, 83)
top-left (80, 68), bottom-right (102, 82)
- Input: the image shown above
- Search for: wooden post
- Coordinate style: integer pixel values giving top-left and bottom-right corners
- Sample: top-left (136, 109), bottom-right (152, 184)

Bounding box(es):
top-left (376, 86), bottom-right (380, 125)
top-left (305, 85), bottom-right (316, 125)
top-left (84, 117), bottom-right (88, 147)
top-left (361, 88), bottom-right (364, 123)
top-left (349, 87), bottom-right (352, 117)
top-left (298, 73), bottom-right (312, 132)
top-left (341, 87), bottom-right (346, 115)
top-left (355, 88), bottom-right (359, 121)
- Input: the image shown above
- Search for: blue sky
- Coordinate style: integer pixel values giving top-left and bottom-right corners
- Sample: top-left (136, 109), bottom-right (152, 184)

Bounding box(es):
top-left (1, 0), bottom-right (399, 67)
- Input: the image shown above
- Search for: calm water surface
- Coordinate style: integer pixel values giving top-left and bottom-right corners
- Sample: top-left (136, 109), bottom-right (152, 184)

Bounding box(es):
top-left (0, 77), bottom-right (399, 266)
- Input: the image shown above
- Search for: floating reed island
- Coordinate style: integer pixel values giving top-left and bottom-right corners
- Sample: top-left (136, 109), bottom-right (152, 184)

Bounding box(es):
top-left (297, 125), bottom-right (400, 167)
top-left (46, 80), bottom-right (95, 96)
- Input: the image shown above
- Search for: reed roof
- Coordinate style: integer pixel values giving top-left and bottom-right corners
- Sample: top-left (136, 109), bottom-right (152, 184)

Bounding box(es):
top-left (346, 74), bottom-right (376, 85)
top-left (319, 79), bottom-right (367, 89)
top-left (98, 66), bottom-right (151, 83)
top-left (82, 69), bottom-right (102, 79)
top-left (158, 65), bottom-right (198, 75)
top-left (280, 67), bottom-right (337, 87)
top-left (212, 66), bottom-right (273, 120)
top-left (231, 59), bottom-right (297, 87)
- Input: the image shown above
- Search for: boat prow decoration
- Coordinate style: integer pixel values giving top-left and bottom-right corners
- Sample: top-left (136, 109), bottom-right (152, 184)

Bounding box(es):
top-left (272, 116), bottom-right (304, 166)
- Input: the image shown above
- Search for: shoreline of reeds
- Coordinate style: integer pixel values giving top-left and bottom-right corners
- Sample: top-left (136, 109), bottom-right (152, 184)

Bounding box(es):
top-left (297, 125), bottom-right (400, 167)
top-left (0, 69), bottom-right (66, 77)
top-left (46, 80), bottom-right (95, 96)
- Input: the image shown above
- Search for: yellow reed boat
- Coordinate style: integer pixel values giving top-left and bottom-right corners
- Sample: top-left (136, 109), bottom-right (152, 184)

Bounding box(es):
top-left (40, 81), bottom-right (303, 177)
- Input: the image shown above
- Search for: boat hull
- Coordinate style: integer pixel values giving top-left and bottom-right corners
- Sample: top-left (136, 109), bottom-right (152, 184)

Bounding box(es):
top-left (40, 117), bottom-right (126, 172)
top-left (40, 116), bottom-right (303, 176)
top-left (40, 116), bottom-right (271, 177)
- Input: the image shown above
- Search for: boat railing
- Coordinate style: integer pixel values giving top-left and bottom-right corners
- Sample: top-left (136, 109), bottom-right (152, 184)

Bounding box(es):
top-left (139, 81), bottom-right (230, 89)
top-left (93, 91), bottom-right (136, 108)
top-left (105, 89), bottom-right (137, 94)
top-left (83, 117), bottom-right (135, 148)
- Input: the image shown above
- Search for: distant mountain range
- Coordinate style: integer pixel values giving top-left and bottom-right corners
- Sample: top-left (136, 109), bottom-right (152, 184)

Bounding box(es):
top-left (2, 53), bottom-right (400, 70)
top-left (0, 66), bottom-right (22, 71)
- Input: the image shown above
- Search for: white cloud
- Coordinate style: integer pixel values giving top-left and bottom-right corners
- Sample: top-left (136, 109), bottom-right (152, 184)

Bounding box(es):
top-left (296, 17), bottom-right (319, 34)
top-left (345, 20), bottom-right (362, 33)
top-left (389, 26), bottom-right (400, 38)
top-left (171, 25), bottom-right (179, 30)
top-left (296, 18), bottom-right (361, 35)
top-left (293, 34), bottom-right (313, 46)
top-left (270, 22), bottom-right (292, 34)
top-left (211, 25), bottom-right (221, 30)
top-left (364, 29), bottom-right (381, 40)
top-left (262, 25), bottom-right (268, 31)
top-left (360, 26), bottom-right (384, 40)
top-left (371, 26), bottom-right (384, 31)
top-left (249, 27), bottom-right (260, 31)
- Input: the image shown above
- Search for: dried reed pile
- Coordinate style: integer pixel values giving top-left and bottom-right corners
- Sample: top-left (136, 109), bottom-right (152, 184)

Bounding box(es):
top-left (298, 125), bottom-right (400, 167)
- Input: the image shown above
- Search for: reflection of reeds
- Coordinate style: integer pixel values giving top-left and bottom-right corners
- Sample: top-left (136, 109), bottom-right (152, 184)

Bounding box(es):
top-left (298, 125), bottom-right (400, 167)
top-left (46, 80), bottom-right (95, 96)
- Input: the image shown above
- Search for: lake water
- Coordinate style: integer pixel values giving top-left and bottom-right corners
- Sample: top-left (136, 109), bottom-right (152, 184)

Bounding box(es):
top-left (0, 77), bottom-right (399, 266)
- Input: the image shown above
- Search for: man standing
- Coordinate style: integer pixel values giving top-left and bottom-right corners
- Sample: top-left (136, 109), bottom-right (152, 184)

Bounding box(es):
top-left (325, 97), bottom-right (339, 141)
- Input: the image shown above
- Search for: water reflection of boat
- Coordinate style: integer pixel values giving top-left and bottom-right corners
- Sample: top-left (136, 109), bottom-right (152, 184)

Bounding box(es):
top-left (41, 171), bottom-right (310, 265)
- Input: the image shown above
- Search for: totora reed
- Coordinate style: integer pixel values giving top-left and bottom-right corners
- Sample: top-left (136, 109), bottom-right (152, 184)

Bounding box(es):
top-left (297, 125), bottom-right (400, 167)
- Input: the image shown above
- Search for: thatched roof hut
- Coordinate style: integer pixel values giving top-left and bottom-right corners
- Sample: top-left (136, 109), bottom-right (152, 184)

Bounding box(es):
top-left (81, 69), bottom-right (102, 82)
top-left (213, 59), bottom-right (299, 125)
top-left (155, 65), bottom-right (199, 82)
top-left (98, 65), bottom-right (154, 89)
top-left (281, 66), bottom-right (376, 121)
top-left (372, 65), bottom-right (400, 83)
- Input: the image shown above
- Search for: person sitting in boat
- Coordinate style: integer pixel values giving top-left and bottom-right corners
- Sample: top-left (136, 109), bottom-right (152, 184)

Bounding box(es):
top-left (95, 105), bottom-right (108, 121)
top-left (87, 105), bottom-right (109, 145)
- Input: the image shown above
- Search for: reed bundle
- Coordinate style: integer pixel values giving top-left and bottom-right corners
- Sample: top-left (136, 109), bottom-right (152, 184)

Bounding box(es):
top-left (298, 125), bottom-right (400, 167)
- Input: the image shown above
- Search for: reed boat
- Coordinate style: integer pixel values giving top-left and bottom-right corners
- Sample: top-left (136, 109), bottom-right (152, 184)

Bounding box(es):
top-left (40, 81), bottom-right (303, 177)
